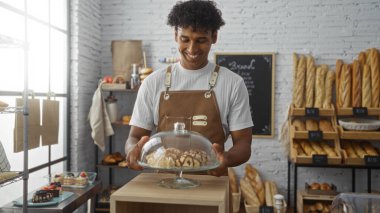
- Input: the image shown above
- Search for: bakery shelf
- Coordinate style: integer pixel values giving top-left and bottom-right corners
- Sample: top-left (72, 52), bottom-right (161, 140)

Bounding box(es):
top-left (337, 126), bottom-right (380, 140)
top-left (289, 104), bottom-right (335, 117)
top-left (101, 83), bottom-right (138, 92)
top-left (0, 171), bottom-right (23, 188)
top-left (337, 107), bottom-right (380, 116)
top-left (96, 164), bottom-right (128, 169)
top-left (0, 106), bottom-right (23, 114)
top-left (290, 123), bottom-right (339, 140)
top-left (297, 191), bottom-right (334, 213)
top-left (290, 139), bottom-right (342, 165)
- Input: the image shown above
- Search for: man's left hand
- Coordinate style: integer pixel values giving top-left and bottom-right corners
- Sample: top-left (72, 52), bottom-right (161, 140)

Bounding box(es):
top-left (208, 143), bottom-right (228, 177)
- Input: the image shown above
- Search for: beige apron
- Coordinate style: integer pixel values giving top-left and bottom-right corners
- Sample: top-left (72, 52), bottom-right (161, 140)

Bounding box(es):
top-left (157, 65), bottom-right (226, 148)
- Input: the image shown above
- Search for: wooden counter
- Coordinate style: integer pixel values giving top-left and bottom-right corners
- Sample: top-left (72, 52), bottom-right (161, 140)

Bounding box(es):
top-left (110, 173), bottom-right (229, 213)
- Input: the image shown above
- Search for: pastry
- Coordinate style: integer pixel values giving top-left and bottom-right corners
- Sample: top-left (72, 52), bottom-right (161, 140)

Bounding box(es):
top-left (370, 48), bottom-right (379, 107)
top-left (294, 55), bottom-right (306, 108)
top-left (320, 183), bottom-right (331, 191)
top-left (352, 60), bottom-right (362, 107)
top-left (341, 64), bottom-right (352, 107)
top-left (140, 67), bottom-right (153, 75)
top-left (335, 60), bottom-right (344, 108)
top-left (293, 119), bottom-right (306, 131)
top-left (112, 75), bottom-right (126, 84)
top-left (322, 204), bottom-right (330, 213)
top-left (146, 148), bottom-right (209, 168)
top-left (75, 172), bottom-right (88, 186)
top-left (32, 190), bottom-right (54, 203)
top-left (323, 70), bottom-right (335, 109)
top-left (118, 160), bottom-right (128, 167)
top-left (63, 173), bottom-right (75, 185)
top-left (244, 164), bottom-right (265, 205)
top-left (319, 120), bottom-right (334, 132)
top-left (305, 119), bottom-right (319, 131)
top-left (41, 182), bottom-right (62, 197)
top-left (315, 202), bottom-right (324, 211)
top-left (53, 173), bottom-right (63, 183)
top-left (310, 182), bottom-right (320, 190)
top-left (362, 64), bottom-right (372, 108)
top-left (240, 177), bottom-right (260, 206)
top-left (103, 154), bottom-right (117, 165)
top-left (305, 56), bottom-right (316, 108)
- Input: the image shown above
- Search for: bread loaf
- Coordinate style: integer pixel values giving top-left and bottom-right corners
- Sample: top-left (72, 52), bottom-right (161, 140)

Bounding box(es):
top-left (358, 52), bottom-right (367, 66)
top-left (319, 120), bottom-right (334, 132)
top-left (306, 56), bottom-right (316, 107)
top-left (240, 178), bottom-right (260, 206)
top-left (293, 119), bottom-right (306, 131)
top-left (335, 60), bottom-right (344, 108)
top-left (292, 53), bottom-right (298, 105)
top-left (362, 64), bottom-right (372, 108)
top-left (297, 147), bottom-right (307, 156)
top-left (352, 143), bottom-right (367, 158)
top-left (341, 142), bottom-right (358, 158)
top-left (352, 60), bottom-right (362, 107)
top-left (320, 142), bottom-right (337, 157)
top-left (341, 64), bottom-right (352, 107)
top-left (300, 140), bottom-right (316, 156)
top-left (323, 70), bottom-right (335, 108)
top-left (295, 55), bottom-right (306, 108)
top-left (244, 164), bottom-right (265, 205)
top-left (310, 141), bottom-right (326, 155)
top-left (362, 142), bottom-right (379, 156)
top-left (305, 119), bottom-right (319, 131)
top-left (264, 181), bottom-right (277, 207)
top-left (370, 48), bottom-right (379, 107)
top-left (228, 167), bottom-right (239, 193)
top-left (314, 67), bottom-right (326, 108)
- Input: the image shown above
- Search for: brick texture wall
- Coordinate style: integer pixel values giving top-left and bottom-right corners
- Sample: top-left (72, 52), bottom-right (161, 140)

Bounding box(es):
top-left (72, 0), bottom-right (380, 205)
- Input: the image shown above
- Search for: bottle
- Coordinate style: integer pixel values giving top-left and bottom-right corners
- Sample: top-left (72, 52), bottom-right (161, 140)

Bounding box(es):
top-left (131, 64), bottom-right (140, 89)
top-left (274, 194), bottom-right (286, 213)
top-left (105, 95), bottom-right (118, 123)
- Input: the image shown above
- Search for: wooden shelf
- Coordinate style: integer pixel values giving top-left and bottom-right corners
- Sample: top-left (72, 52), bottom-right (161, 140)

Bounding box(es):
top-left (289, 105), bottom-right (335, 117)
top-left (101, 83), bottom-right (138, 92)
top-left (96, 164), bottom-right (128, 169)
top-left (337, 107), bottom-right (380, 116)
top-left (338, 126), bottom-right (380, 140)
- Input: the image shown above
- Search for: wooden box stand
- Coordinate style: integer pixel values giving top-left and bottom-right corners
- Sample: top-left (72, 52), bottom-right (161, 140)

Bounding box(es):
top-left (110, 173), bottom-right (229, 213)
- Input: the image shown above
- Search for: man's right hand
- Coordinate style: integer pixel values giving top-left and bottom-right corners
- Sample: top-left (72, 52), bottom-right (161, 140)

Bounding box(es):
top-left (126, 136), bottom-right (150, 170)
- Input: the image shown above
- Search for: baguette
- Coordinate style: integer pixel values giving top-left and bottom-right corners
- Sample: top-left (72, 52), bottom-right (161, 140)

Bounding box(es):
top-left (310, 141), bottom-right (326, 155)
top-left (320, 142), bottom-right (337, 157)
top-left (335, 60), bottom-right (344, 108)
top-left (300, 140), bottom-right (317, 156)
top-left (358, 52), bottom-right (367, 66)
top-left (314, 67), bottom-right (325, 108)
top-left (292, 53), bottom-right (298, 105)
top-left (228, 167), bottom-right (239, 193)
top-left (362, 142), bottom-right (379, 156)
top-left (292, 119), bottom-right (306, 131)
top-left (370, 48), bottom-right (379, 107)
top-left (323, 70), bottom-right (335, 108)
top-left (305, 119), bottom-right (319, 131)
top-left (319, 120), bottom-right (334, 132)
top-left (352, 142), bottom-right (367, 158)
top-left (240, 178), bottom-right (260, 206)
top-left (341, 142), bottom-right (358, 158)
top-left (244, 164), bottom-right (265, 205)
top-left (362, 64), bottom-right (372, 108)
top-left (264, 181), bottom-right (278, 207)
top-left (294, 55), bottom-right (306, 108)
top-left (341, 64), bottom-right (352, 107)
top-left (352, 60), bottom-right (362, 107)
top-left (305, 56), bottom-right (316, 108)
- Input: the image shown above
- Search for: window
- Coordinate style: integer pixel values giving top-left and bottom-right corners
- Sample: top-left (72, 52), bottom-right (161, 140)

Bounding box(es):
top-left (0, 0), bottom-right (68, 206)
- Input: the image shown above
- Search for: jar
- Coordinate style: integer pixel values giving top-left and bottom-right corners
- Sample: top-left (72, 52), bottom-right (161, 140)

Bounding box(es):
top-left (105, 95), bottom-right (118, 123)
top-left (131, 64), bottom-right (140, 89)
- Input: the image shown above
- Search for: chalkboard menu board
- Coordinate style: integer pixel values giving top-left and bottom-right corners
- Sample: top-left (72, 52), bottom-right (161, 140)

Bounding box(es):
top-left (215, 53), bottom-right (275, 138)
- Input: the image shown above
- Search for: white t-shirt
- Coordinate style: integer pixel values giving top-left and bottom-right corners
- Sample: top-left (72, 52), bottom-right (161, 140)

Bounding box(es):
top-left (130, 61), bottom-right (253, 136)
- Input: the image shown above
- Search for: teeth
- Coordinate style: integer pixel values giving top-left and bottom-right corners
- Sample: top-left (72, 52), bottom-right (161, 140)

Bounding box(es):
top-left (188, 54), bottom-right (198, 59)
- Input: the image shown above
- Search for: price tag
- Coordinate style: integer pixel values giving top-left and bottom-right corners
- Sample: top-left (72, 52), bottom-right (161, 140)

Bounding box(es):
top-left (352, 107), bottom-right (368, 117)
top-left (308, 131), bottom-right (323, 141)
top-left (305, 108), bottom-right (319, 117)
top-left (260, 206), bottom-right (274, 213)
top-left (312, 155), bottom-right (328, 165)
top-left (365, 156), bottom-right (380, 167)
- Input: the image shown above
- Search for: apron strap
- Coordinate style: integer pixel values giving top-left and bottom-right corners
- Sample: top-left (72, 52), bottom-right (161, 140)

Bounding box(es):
top-left (164, 64), bottom-right (221, 100)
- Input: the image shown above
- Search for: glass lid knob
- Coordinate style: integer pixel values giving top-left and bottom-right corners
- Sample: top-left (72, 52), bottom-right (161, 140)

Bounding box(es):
top-left (174, 122), bottom-right (185, 132)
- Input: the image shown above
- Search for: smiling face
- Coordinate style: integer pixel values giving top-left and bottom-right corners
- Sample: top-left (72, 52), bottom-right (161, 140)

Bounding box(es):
top-left (175, 27), bottom-right (217, 70)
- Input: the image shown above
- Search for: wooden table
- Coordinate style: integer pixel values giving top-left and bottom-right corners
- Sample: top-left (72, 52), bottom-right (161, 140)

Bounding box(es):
top-left (110, 173), bottom-right (229, 213)
top-left (0, 181), bottom-right (102, 213)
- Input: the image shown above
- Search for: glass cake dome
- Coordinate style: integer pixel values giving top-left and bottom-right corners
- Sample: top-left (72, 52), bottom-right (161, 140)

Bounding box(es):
top-left (138, 122), bottom-right (220, 189)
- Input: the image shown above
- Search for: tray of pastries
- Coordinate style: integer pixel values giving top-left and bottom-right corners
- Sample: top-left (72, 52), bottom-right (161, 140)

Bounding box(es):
top-left (50, 171), bottom-right (96, 188)
top-left (291, 139), bottom-right (342, 165)
top-left (138, 122), bottom-right (220, 172)
top-left (305, 182), bottom-right (338, 195)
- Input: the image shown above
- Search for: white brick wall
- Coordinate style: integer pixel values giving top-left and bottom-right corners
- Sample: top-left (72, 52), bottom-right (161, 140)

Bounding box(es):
top-left (70, 0), bottom-right (101, 173)
top-left (72, 0), bottom-right (380, 207)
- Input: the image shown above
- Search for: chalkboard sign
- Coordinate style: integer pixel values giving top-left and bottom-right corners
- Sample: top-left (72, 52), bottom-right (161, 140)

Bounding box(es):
top-left (215, 53), bottom-right (275, 138)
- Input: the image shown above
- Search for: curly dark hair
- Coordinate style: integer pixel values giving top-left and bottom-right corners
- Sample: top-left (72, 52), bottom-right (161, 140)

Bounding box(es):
top-left (167, 0), bottom-right (225, 32)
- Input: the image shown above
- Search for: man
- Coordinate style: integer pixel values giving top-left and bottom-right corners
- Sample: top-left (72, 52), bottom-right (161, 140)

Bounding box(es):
top-left (125, 0), bottom-right (253, 176)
